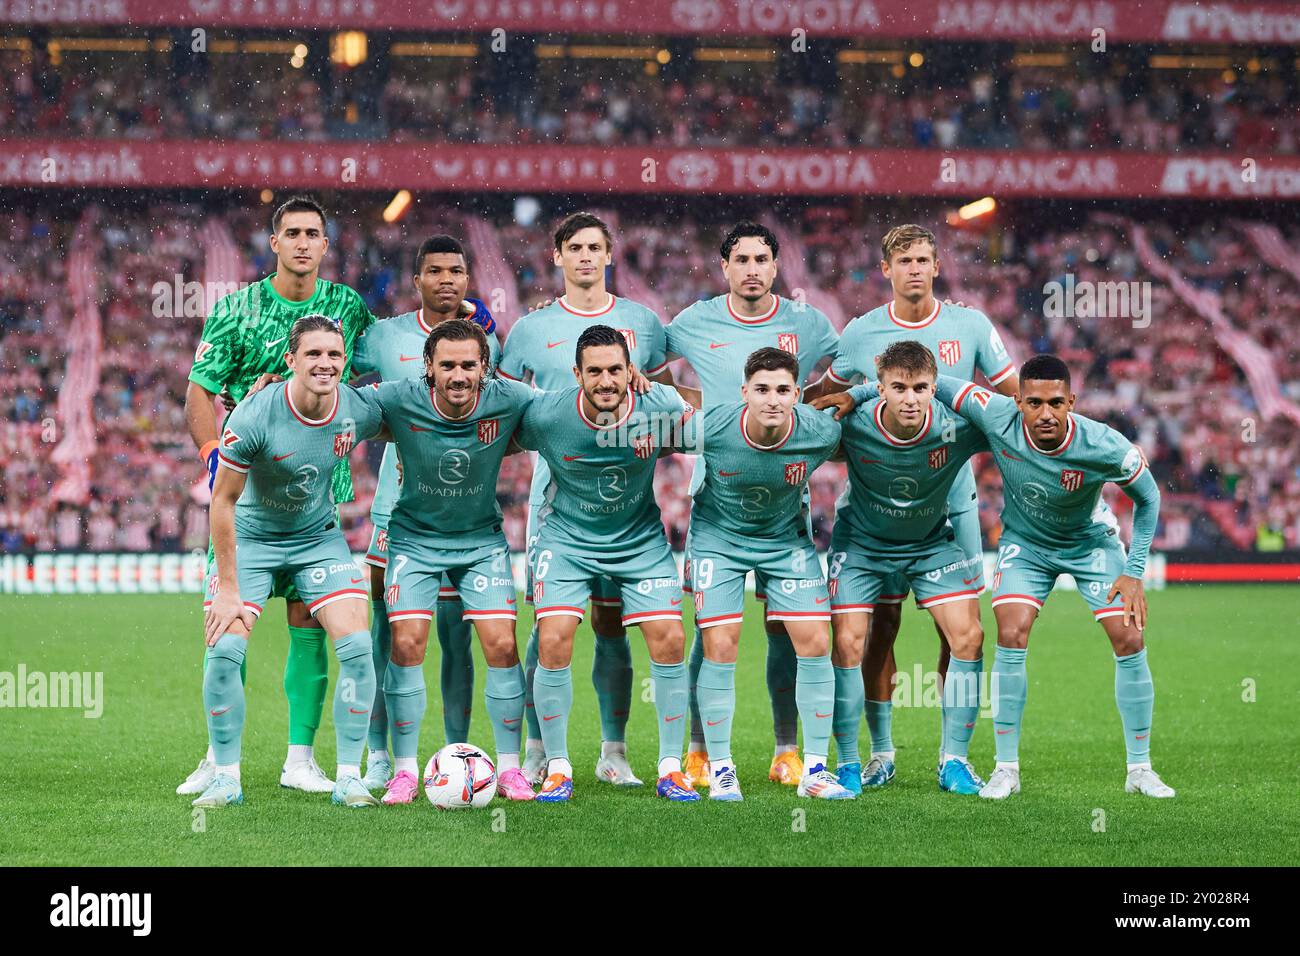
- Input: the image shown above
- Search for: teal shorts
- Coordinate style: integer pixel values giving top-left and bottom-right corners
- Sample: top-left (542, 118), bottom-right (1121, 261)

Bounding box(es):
top-left (532, 528), bottom-right (682, 628)
top-left (384, 533), bottom-right (517, 624)
top-left (828, 521), bottom-right (984, 614)
top-left (366, 520), bottom-right (461, 606)
top-left (525, 501), bottom-right (620, 609)
top-left (203, 528), bottom-right (367, 619)
top-left (686, 521), bottom-right (829, 629)
top-left (989, 529), bottom-right (1127, 622)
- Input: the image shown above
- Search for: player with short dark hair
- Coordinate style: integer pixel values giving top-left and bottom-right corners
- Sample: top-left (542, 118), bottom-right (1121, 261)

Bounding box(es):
top-left (194, 317), bottom-right (385, 809)
top-left (500, 213), bottom-right (671, 789)
top-left (686, 347), bottom-right (851, 801)
top-left (180, 196), bottom-right (377, 797)
top-left (350, 235), bottom-right (500, 793)
top-left (661, 219), bottom-right (841, 791)
top-left (513, 325), bottom-right (699, 803)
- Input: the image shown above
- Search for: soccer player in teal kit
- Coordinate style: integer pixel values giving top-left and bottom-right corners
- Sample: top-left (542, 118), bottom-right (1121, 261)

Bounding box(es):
top-left (500, 213), bottom-right (670, 789)
top-left (663, 221), bottom-right (840, 790)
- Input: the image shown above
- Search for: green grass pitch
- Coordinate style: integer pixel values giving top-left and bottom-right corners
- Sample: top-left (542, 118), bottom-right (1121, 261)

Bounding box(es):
top-left (1, 586), bottom-right (1295, 866)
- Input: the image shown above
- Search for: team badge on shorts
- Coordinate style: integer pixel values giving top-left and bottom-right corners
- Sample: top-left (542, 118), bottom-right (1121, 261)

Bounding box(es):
top-left (777, 333), bottom-right (798, 354)
top-left (334, 430), bottom-right (355, 457)
top-left (785, 460), bottom-right (807, 485)
top-left (533, 581), bottom-right (544, 601)
top-left (929, 446), bottom-right (949, 469)
top-left (618, 329), bottom-right (637, 350)
top-left (633, 433), bottom-right (656, 459)
top-left (375, 529), bottom-right (388, 553)
top-left (478, 419), bottom-right (499, 444)
top-left (938, 340), bottom-right (961, 366)
top-left (385, 584), bottom-right (400, 606)
top-left (1060, 469), bottom-right (1084, 492)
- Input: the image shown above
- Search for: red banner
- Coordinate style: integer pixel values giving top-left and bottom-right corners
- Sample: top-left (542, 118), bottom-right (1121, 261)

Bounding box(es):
top-left (3, 141), bottom-right (1300, 199)
top-left (1, 0), bottom-right (1298, 44)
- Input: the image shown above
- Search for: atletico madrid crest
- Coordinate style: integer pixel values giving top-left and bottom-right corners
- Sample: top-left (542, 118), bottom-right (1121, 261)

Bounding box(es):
top-left (785, 460), bottom-right (807, 485)
top-left (777, 333), bottom-right (798, 355)
top-left (693, 589), bottom-right (704, 612)
top-left (375, 529), bottom-right (388, 554)
top-left (929, 446), bottom-right (949, 469)
top-left (478, 419), bottom-right (499, 444)
top-left (385, 584), bottom-right (400, 606)
top-left (221, 427), bottom-right (240, 447)
top-left (1060, 469), bottom-right (1084, 492)
top-left (334, 430), bottom-right (355, 458)
top-left (632, 433), bottom-right (656, 460)
top-left (618, 329), bottom-right (637, 350)
top-left (938, 340), bottom-right (961, 366)
top-left (532, 581), bottom-right (544, 602)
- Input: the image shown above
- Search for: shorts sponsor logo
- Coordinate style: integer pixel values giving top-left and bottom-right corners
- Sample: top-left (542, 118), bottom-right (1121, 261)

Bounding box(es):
top-left (637, 579), bottom-right (653, 595)
top-left (784, 460), bottom-right (807, 485)
top-left (385, 584), bottom-right (400, 605)
top-left (1060, 469), bottom-right (1085, 492)
top-left (309, 567), bottom-right (327, 585)
top-left (938, 340), bottom-right (961, 366)
top-left (925, 569), bottom-right (942, 582)
top-left (777, 332), bottom-right (798, 355)
top-left (929, 446), bottom-right (949, 470)
top-left (781, 579), bottom-right (796, 595)
top-left (618, 329), bottom-right (637, 351)
top-left (473, 574), bottom-right (488, 592)
top-left (478, 419), bottom-right (499, 444)
top-left (632, 433), bottom-right (656, 460)
top-left (334, 430), bottom-right (355, 458)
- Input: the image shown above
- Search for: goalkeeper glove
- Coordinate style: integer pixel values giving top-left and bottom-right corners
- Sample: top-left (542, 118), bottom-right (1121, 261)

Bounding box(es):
top-left (459, 297), bottom-right (496, 336)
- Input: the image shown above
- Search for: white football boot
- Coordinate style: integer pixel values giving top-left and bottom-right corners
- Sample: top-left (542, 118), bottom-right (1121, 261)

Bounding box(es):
top-left (1125, 767), bottom-right (1175, 798)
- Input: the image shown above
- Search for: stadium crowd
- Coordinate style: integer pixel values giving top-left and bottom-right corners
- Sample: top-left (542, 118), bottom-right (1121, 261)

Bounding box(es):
top-left (2, 199), bottom-right (1298, 556)
top-left (3, 44), bottom-right (1297, 154)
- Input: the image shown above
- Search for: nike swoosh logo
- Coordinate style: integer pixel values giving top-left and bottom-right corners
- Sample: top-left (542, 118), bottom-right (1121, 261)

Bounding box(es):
top-left (962, 576), bottom-right (979, 585)
top-left (348, 707), bottom-right (368, 715)
top-left (718, 470), bottom-right (741, 477)
top-left (264, 337), bottom-right (286, 349)
top-left (665, 714), bottom-right (683, 722)
top-left (814, 596), bottom-right (828, 604)
top-left (816, 711), bottom-right (832, 718)
top-left (409, 424), bottom-right (434, 432)
top-left (706, 718), bottom-right (727, 726)
top-left (395, 720), bottom-right (414, 728)
top-left (1136, 733), bottom-right (1149, 740)
top-left (210, 706), bottom-right (230, 716)
top-left (399, 355), bottom-right (421, 362)
top-left (996, 728), bottom-right (1013, 734)
top-left (350, 577), bottom-right (363, 584)
top-left (272, 452), bottom-right (295, 461)
top-left (709, 342), bottom-right (730, 349)
top-left (543, 714), bottom-right (562, 721)
top-left (671, 598), bottom-right (682, 606)
top-left (964, 722), bottom-right (975, 729)
top-left (563, 454), bottom-right (585, 461)
top-left (547, 340), bottom-right (567, 349)
top-left (1001, 450), bottom-right (1023, 461)
top-left (505, 598), bottom-right (516, 604)
top-left (503, 718), bottom-right (520, 725)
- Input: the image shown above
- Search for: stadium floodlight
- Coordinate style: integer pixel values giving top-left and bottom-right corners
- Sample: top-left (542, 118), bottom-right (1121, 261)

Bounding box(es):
top-left (382, 190), bottom-right (412, 223)
top-left (958, 197), bottom-right (997, 220)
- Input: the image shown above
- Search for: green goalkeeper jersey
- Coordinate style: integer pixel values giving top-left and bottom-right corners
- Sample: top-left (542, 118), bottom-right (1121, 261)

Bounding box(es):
top-left (690, 401), bottom-right (840, 541)
top-left (189, 274), bottom-right (376, 502)
top-left (216, 382), bottom-right (383, 540)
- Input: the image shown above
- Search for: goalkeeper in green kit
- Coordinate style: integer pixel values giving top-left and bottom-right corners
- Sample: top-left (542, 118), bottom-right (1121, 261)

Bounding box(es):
top-left (178, 197), bottom-right (377, 795)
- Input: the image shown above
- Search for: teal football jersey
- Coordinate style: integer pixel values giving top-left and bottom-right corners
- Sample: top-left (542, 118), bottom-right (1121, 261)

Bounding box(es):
top-left (217, 382), bottom-right (383, 539)
top-left (351, 307), bottom-right (502, 524)
top-left (499, 294), bottom-right (668, 507)
top-left (516, 383), bottom-right (692, 553)
top-left (830, 299), bottom-right (1014, 513)
top-left (835, 396), bottom-right (989, 547)
top-left (690, 401), bottom-right (841, 540)
top-left (665, 293), bottom-right (839, 408)
top-left (371, 375), bottom-right (532, 550)
top-left (934, 375), bottom-right (1159, 575)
